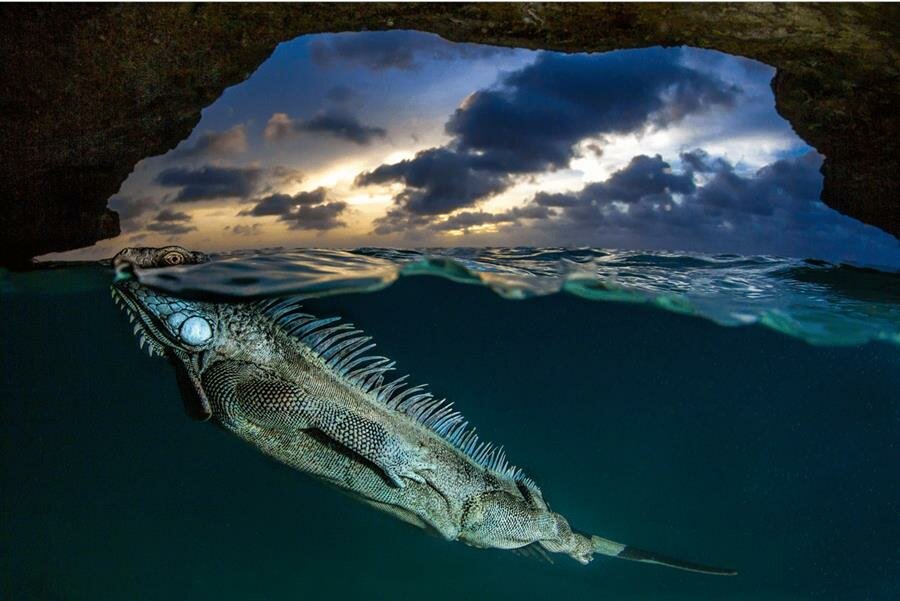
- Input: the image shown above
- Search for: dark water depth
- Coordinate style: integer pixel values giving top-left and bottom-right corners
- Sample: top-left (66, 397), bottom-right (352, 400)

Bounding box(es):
top-left (2, 261), bottom-right (899, 600)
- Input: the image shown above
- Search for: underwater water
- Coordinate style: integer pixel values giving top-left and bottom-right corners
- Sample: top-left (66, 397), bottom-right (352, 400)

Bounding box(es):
top-left (2, 248), bottom-right (899, 600)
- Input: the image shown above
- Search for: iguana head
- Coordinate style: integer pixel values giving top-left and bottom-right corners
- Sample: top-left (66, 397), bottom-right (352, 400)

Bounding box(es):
top-left (111, 279), bottom-right (223, 420)
top-left (111, 279), bottom-right (219, 358)
top-left (112, 245), bottom-right (209, 270)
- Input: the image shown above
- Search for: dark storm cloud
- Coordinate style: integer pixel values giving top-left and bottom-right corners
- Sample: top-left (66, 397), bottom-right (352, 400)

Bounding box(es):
top-left (238, 187), bottom-right (347, 231)
top-left (108, 196), bottom-right (196, 236)
top-left (357, 147), bottom-right (511, 216)
top-left (372, 200), bottom-right (555, 236)
top-left (564, 154), bottom-right (695, 205)
top-left (238, 187), bottom-right (328, 217)
top-left (229, 224), bottom-right (262, 236)
top-left (678, 148), bottom-right (731, 174)
top-left (264, 112), bottom-right (386, 145)
top-left (533, 154), bottom-right (695, 212)
top-left (156, 165), bottom-right (263, 202)
top-left (445, 50), bottom-right (738, 174)
top-left (145, 222), bottom-right (197, 235)
top-left (357, 48), bottom-right (740, 230)
top-left (310, 31), bottom-right (509, 72)
top-left (238, 194), bottom-right (295, 217)
top-left (369, 208), bottom-right (438, 236)
top-left (461, 150), bottom-right (898, 264)
top-left (154, 208), bottom-right (192, 222)
top-left (689, 150), bottom-right (824, 218)
top-left (168, 125), bottom-right (248, 160)
top-left (279, 201), bottom-right (348, 231)
top-left (428, 210), bottom-right (501, 231)
top-left (527, 154), bottom-right (694, 228)
top-left (108, 195), bottom-right (159, 228)
top-left (144, 208), bottom-right (196, 236)
top-left (522, 151), bottom-right (823, 235)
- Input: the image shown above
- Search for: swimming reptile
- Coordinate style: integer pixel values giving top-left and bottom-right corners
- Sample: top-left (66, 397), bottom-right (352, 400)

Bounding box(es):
top-left (111, 275), bottom-right (735, 575)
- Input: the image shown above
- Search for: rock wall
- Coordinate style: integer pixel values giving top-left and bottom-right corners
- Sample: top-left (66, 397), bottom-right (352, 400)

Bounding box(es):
top-left (1, 3), bottom-right (897, 266)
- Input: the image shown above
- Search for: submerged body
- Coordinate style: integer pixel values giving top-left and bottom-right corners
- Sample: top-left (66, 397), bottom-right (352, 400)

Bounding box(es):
top-left (112, 276), bottom-right (734, 574)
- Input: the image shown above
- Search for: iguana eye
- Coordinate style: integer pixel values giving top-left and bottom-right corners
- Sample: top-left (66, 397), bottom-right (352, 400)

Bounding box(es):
top-left (163, 252), bottom-right (185, 265)
top-left (180, 316), bottom-right (212, 345)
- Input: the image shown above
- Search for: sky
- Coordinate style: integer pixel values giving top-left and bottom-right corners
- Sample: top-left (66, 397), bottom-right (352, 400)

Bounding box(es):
top-left (47, 31), bottom-right (899, 266)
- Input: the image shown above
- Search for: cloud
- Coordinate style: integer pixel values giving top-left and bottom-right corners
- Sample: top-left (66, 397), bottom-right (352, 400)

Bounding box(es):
top-left (169, 124), bottom-right (248, 159)
top-left (143, 208), bottom-right (196, 236)
top-left (156, 165), bottom-right (263, 202)
top-left (239, 187), bottom-right (347, 231)
top-left (280, 201), bottom-right (348, 231)
top-left (523, 151), bottom-right (821, 236)
top-left (444, 49), bottom-right (738, 174)
top-left (268, 165), bottom-right (305, 188)
top-left (310, 31), bottom-right (509, 72)
top-left (238, 193), bottom-right (297, 217)
top-left (367, 208), bottom-right (438, 236)
top-left (371, 198), bottom-right (556, 237)
top-left (154, 208), bottom-right (192, 222)
top-left (108, 195), bottom-right (159, 229)
top-left (357, 147), bottom-right (511, 217)
top-left (440, 150), bottom-right (898, 264)
top-left (358, 47), bottom-right (740, 230)
top-left (239, 187), bottom-right (328, 217)
top-left (108, 197), bottom-right (196, 236)
top-left (264, 111), bottom-right (386, 145)
top-left (227, 224), bottom-right (262, 236)
top-left (678, 148), bottom-right (731, 174)
top-left (145, 222), bottom-right (197, 235)
top-left (536, 154), bottom-right (695, 208)
top-left (430, 205), bottom-right (556, 232)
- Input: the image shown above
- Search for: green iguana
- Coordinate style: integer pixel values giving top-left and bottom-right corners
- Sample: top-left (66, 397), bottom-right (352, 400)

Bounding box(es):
top-left (111, 277), bottom-right (735, 575)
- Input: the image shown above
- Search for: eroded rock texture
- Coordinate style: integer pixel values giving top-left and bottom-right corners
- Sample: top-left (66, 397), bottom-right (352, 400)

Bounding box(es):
top-left (1, 3), bottom-right (897, 265)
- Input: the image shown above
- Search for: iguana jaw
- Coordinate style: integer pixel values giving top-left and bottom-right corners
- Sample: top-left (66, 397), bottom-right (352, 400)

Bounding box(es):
top-left (110, 283), bottom-right (172, 358)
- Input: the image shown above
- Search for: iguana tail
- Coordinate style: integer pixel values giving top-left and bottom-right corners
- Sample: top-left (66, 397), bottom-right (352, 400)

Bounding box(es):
top-left (590, 535), bottom-right (737, 576)
top-left (518, 482), bottom-right (735, 575)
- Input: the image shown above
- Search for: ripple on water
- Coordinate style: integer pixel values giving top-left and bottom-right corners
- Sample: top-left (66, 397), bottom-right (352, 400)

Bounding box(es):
top-left (115, 247), bottom-right (900, 348)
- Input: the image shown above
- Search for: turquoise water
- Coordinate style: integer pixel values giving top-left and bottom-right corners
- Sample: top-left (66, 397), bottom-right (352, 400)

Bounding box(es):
top-left (2, 248), bottom-right (899, 600)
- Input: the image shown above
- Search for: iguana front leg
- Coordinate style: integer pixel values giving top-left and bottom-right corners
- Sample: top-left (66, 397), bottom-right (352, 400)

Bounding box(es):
top-left (229, 362), bottom-right (432, 488)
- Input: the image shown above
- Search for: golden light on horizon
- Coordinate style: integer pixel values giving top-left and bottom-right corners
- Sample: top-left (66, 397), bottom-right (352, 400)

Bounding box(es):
top-left (306, 160), bottom-right (367, 189)
top-left (441, 223), bottom-right (502, 237)
top-left (381, 150), bottom-right (417, 165)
